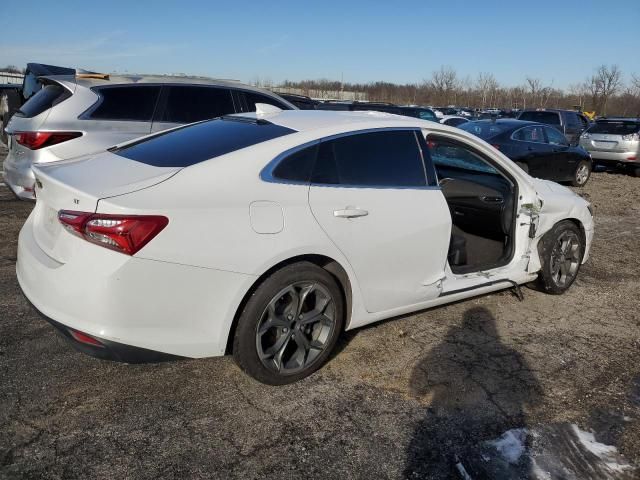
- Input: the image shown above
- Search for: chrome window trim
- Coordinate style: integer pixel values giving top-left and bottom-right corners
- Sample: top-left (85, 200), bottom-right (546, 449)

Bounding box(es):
top-left (260, 127), bottom-right (440, 190)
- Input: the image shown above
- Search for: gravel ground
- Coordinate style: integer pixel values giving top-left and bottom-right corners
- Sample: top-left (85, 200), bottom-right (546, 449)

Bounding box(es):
top-left (1, 148), bottom-right (639, 479)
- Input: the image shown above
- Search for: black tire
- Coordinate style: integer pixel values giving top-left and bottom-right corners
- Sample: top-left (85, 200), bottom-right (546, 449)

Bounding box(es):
top-left (515, 162), bottom-right (529, 174)
top-left (570, 160), bottom-right (591, 187)
top-left (536, 220), bottom-right (584, 295)
top-left (628, 165), bottom-right (640, 178)
top-left (233, 262), bottom-right (344, 385)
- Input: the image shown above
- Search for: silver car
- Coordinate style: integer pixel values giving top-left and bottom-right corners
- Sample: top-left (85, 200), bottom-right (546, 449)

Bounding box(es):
top-left (3, 74), bottom-right (295, 199)
top-left (578, 118), bottom-right (640, 176)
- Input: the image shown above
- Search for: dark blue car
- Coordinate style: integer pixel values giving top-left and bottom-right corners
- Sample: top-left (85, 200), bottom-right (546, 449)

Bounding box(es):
top-left (460, 119), bottom-right (592, 186)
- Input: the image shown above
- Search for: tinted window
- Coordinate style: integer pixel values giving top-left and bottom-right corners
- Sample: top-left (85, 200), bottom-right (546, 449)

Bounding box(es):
top-left (444, 117), bottom-right (468, 127)
top-left (272, 144), bottom-right (318, 183)
top-left (588, 121), bottom-right (640, 135)
top-left (240, 91), bottom-right (287, 112)
top-left (512, 126), bottom-right (546, 143)
top-left (459, 121), bottom-right (508, 139)
top-left (16, 84), bottom-right (70, 118)
top-left (418, 109), bottom-right (437, 121)
top-left (518, 111), bottom-right (561, 125)
top-left (565, 112), bottom-right (581, 128)
top-left (545, 127), bottom-right (567, 145)
top-left (22, 72), bottom-right (41, 100)
top-left (160, 86), bottom-right (234, 124)
top-left (115, 118), bottom-right (295, 167)
top-left (312, 130), bottom-right (426, 187)
top-left (428, 138), bottom-right (499, 175)
top-left (89, 86), bottom-right (161, 121)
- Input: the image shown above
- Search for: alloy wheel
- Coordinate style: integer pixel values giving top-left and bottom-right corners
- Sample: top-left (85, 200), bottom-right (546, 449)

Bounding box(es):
top-left (549, 231), bottom-right (581, 288)
top-left (256, 282), bottom-right (336, 375)
top-left (575, 164), bottom-right (590, 185)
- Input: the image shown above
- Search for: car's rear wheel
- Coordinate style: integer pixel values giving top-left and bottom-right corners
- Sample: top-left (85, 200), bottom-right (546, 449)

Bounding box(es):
top-left (233, 262), bottom-right (344, 385)
top-left (536, 221), bottom-right (584, 294)
top-left (628, 165), bottom-right (640, 178)
top-left (571, 160), bottom-right (591, 187)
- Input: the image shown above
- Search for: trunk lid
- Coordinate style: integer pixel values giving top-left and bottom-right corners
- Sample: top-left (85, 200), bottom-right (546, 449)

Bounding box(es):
top-left (31, 151), bottom-right (180, 262)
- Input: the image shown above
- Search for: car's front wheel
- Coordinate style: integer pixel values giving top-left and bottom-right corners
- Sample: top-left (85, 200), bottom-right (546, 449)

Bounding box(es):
top-left (536, 220), bottom-right (584, 294)
top-left (233, 262), bottom-right (344, 385)
top-left (571, 160), bottom-right (591, 187)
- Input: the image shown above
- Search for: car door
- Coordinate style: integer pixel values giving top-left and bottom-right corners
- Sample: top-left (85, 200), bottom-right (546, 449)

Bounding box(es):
top-left (308, 130), bottom-right (451, 314)
top-left (544, 126), bottom-right (575, 180)
top-left (151, 85), bottom-right (236, 133)
top-left (510, 125), bottom-right (556, 178)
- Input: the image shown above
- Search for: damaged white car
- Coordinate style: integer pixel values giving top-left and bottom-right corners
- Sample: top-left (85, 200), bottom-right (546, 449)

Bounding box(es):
top-left (17, 108), bottom-right (594, 384)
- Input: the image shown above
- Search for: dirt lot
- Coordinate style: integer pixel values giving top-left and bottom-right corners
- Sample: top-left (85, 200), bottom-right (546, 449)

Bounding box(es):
top-left (1, 147), bottom-right (639, 479)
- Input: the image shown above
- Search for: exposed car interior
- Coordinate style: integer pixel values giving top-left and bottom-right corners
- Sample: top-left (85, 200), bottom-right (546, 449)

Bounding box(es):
top-left (426, 136), bottom-right (517, 274)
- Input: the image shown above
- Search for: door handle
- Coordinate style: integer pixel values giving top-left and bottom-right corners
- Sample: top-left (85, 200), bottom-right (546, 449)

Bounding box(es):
top-left (334, 208), bottom-right (369, 218)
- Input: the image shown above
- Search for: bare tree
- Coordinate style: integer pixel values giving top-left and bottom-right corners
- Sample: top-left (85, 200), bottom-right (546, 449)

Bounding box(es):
top-left (589, 65), bottom-right (623, 115)
top-left (525, 77), bottom-right (542, 107)
top-left (476, 72), bottom-right (498, 108)
top-left (430, 66), bottom-right (458, 105)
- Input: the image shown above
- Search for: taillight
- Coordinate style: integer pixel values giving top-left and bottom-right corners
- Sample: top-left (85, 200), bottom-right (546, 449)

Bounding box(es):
top-left (14, 131), bottom-right (82, 150)
top-left (58, 210), bottom-right (168, 255)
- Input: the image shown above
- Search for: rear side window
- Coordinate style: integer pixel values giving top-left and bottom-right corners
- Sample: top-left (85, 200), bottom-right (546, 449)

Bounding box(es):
top-left (88, 86), bottom-right (161, 121)
top-left (271, 144), bottom-right (318, 183)
top-left (16, 84), bottom-right (70, 118)
top-left (159, 86), bottom-right (234, 123)
top-left (114, 117), bottom-right (296, 167)
top-left (545, 127), bottom-right (567, 145)
top-left (588, 121), bottom-right (640, 135)
top-left (512, 126), bottom-right (546, 143)
top-left (312, 130), bottom-right (426, 187)
top-left (518, 111), bottom-right (561, 126)
top-left (418, 109), bottom-right (437, 121)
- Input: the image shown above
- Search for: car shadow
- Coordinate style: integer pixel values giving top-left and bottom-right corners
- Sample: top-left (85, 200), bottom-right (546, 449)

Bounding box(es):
top-left (403, 306), bottom-right (544, 479)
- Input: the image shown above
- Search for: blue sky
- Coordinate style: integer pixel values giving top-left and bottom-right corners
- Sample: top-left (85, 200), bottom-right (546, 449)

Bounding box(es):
top-left (1, 0), bottom-right (639, 89)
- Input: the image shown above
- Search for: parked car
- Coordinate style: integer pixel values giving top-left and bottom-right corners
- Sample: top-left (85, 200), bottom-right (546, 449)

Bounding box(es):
top-left (17, 109), bottom-right (593, 384)
top-left (460, 119), bottom-right (592, 186)
top-left (579, 118), bottom-right (640, 177)
top-left (0, 63), bottom-right (75, 145)
top-left (316, 101), bottom-right (439, 122)
top-left (3, 74), bottom-right (295, 200)
top-left (277, 93), bottom-right (319, 110)
top-left (517, 109), bottom-right (590, 145)
top-left (440, 115), bottom-right (470, 127)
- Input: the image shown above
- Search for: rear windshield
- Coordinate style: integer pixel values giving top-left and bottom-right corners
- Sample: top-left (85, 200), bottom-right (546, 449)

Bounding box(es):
top-left (459, 121), bottom-right (508, 139)
top-left (587, 121), bottom-right (640, 135)
top-left (16, 84), bottom-right (70, 118)
top-left (114, 117), bottom-right (296, 167)
top-left (518, 111), bottom-right (561, 125)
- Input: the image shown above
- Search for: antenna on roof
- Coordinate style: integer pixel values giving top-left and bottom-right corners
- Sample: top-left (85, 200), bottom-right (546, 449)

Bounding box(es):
top-left (255, 103), bottom-right (282, 115)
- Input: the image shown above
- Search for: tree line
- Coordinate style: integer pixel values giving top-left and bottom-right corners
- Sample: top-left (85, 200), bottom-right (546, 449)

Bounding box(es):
top-left (274, 65), bottom-right (640, 117)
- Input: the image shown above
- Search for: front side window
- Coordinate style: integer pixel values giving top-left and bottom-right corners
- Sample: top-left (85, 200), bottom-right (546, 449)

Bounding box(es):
top-left (88, 86), bottom-right (161, 121)
top-left (239, 91), bottom-right (287, 112)
top-left (512, 126), bottom-right (546, 143)
top-left (459, 121), bottom-right (508, 140)
top-left (312, 130), bottom-right (426, 188)
top-left (428, 138), bottom-right (500, 175)
top-left (160, 86), bottom-right (234, 124)
top-left (545, 127), bottom-right (567, 145)
top-left (565, 112), bottom-right (581, 129)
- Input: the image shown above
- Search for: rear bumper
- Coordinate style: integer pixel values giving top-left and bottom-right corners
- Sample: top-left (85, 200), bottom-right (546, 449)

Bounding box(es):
top-left (3, 150), bottom-right (36, 200)
top-left (17, 210), bottom-right (256, 359)
top-left (587, 150), bottom-right (638, 164)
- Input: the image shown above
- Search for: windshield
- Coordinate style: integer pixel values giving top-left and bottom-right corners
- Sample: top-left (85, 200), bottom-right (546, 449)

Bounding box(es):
top-left (459, 121), bottom-right (508, 140)
top-left (587, 121), bottom-right (640, 136)
top-left (518, 111), bottom-right (561, 125)
top-left (114, 117), bottom-right (296, 167)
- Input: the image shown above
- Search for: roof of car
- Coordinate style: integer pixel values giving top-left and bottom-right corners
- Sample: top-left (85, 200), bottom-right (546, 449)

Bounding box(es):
top-left (597, 117), bottom-right (640, 122)
top-left (465, 119), bottom-right (541, 128)
top-left (236, 109), bottom-right (444, 134)
top-left (40, 73), bottom-right (294, 101)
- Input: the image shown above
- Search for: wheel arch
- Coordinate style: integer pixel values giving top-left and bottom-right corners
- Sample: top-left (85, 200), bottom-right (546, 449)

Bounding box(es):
top-left (224, 254), bottom-right (353, 354)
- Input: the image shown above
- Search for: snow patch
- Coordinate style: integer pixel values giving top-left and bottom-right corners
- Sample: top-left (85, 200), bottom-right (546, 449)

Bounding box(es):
top-left (572, 424), bottom-right (632, 474)
top-left (488, 428), bottom-right (527, 464)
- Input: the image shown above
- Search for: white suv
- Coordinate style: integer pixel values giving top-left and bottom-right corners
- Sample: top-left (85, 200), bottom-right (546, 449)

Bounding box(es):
top-left (2, 74), bottom-right (295, 199)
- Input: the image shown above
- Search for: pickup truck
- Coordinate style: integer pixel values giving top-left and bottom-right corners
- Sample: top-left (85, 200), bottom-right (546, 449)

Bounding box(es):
top-left (0, 63), bottom-right (75, 144)
top-left (517, 108), bottom-right (590, 146)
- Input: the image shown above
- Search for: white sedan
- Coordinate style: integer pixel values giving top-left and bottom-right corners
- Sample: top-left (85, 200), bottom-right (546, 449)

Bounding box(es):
top-left (17, 108), bottom-right (594, 384)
